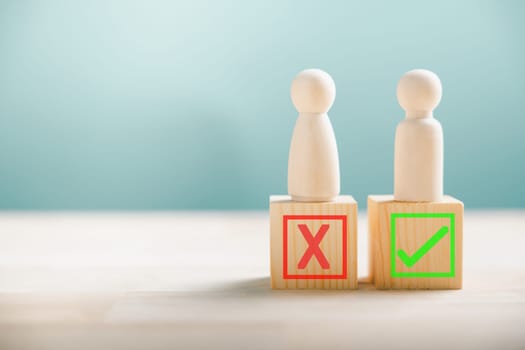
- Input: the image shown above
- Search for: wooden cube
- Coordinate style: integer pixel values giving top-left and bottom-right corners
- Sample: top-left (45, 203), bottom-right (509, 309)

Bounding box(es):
top-left (368, 195), bottom-right (463, 289)
top-left (270, 195), bottom-right (358, 289)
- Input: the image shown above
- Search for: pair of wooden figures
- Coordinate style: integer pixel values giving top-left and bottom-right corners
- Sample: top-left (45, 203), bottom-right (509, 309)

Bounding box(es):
top-left (270, 69), bottom-right (463, 290)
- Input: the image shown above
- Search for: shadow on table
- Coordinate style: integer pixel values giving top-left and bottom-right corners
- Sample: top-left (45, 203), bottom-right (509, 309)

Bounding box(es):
top-left (209, 277), bottom-right (380, 297)
top-left (209, 276), bottom-right (457, 298)
top-left (210, 277), bottom-right (273, 296)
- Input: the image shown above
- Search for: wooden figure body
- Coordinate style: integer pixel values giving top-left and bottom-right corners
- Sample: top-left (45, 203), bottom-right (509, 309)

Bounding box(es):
top-left (394, 69), bottom-right (443, 202)
top-left (368, 69), bottom-right (463, 290)
top-left (270, 69), bottom-right (357, 289)
top-left (288, 69), bottom-right (340, 202)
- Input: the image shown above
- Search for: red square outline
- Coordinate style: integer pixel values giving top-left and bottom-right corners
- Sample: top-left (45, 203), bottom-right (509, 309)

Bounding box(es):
top-left (283, 215), bottom-right (348, 280)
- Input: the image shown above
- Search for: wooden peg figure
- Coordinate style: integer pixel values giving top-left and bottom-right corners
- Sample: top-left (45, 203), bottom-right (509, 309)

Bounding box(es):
top-left (288, 69), bottom-right (340, 202)
top-left (395, 69), bottom-right (443, 202)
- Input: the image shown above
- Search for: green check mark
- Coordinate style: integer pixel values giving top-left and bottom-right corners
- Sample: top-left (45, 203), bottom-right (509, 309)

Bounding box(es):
top-left (397, 226), bottom-right (449, 268)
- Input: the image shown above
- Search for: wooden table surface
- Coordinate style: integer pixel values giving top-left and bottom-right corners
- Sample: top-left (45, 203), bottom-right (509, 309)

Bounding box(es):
top-left (0, 211), bottom-right (523, 349)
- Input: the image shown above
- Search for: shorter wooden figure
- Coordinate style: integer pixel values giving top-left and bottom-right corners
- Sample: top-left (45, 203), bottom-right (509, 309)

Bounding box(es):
top-left (270, 69), bottom-right (358, 289)
top-left (368, 69), bottom-right (463, 290)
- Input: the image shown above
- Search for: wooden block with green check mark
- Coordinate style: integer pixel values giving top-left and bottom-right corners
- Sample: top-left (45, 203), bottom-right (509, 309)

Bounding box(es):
top-left (368, 195), bottom-right (463, 289)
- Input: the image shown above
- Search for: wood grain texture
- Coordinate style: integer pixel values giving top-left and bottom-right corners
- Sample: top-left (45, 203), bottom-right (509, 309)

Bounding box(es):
top-left (270, 195), bottom-right (357, 289)
top-left (368, 195), bottom-right (463, 289)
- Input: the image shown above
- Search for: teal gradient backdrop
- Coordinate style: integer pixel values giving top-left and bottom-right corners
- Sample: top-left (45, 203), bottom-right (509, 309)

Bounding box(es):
top-left (0, 0), bottom-right (523, 209)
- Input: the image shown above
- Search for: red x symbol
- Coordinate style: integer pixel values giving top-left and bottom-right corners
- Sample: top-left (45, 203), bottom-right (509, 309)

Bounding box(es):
top-left (283, 215), bottom-right (347, 279)
top-left (297, 224), bottom-right (330, 269)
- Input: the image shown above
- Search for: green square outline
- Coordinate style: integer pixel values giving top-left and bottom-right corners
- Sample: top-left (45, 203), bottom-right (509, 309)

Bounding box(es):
top-left (390, 212), bottom-right (455, 278)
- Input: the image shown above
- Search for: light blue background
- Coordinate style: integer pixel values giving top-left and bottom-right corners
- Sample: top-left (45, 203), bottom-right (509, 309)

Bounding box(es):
top-left (0, 0), bottom-right (523, 209)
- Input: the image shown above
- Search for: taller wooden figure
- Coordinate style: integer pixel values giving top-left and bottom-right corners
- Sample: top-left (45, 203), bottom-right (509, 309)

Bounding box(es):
top-left (270, 69), bottom-right (358, 289)
top-left (368, 69), bottom-right (464, 289)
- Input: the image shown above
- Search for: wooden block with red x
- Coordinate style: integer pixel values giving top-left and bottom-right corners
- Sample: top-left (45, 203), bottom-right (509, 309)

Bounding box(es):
top-left (270, 195), bottom-right (358, 289)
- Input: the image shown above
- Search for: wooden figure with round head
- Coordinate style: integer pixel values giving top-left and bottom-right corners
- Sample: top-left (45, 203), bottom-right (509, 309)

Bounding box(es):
top-left (394, 69), bottom-right (444, 202)
top-left (288, 69), bottom-right (340, 202)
